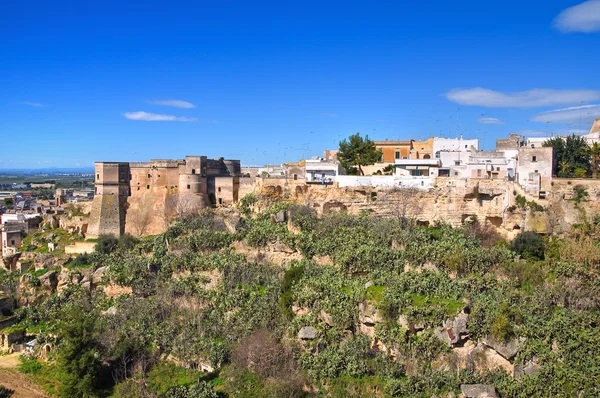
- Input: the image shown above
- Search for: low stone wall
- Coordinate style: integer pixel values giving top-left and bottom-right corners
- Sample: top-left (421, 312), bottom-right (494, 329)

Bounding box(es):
top-left (65, 241), bottom-right (96, 255)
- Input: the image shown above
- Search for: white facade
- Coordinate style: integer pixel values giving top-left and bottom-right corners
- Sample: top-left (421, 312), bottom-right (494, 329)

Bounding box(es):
top-left (394, 159), bottom-right (440, 177)
top-left (526, 137), bottom-right (552, 148)
top-left (433, 137), bottom-right (479, 159)
top-left (517, 147), bottom-right (553, 192)
top-left (335, 175), bottom-right (434, 190)
top-left (437, 150), bottom-right (515, 180)
top-left (305, 159), bottom-right (342, 183)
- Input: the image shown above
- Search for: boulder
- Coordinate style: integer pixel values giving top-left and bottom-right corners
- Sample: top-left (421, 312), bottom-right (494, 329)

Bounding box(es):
top-left (92, 266), bottom-right (108, 284)
top-left (39, 270), bottom-right (58, 291)
top-left (101, 306), bottom-right (117, 316)
top-left (435, 313), bottom-right (469, 346)
top-left (78, 268), bottom-right (93, 284)
top-left (298, 326), bottom-right (318, 340)
top-left (460, 384), bottom-right (498, 398)
top-left (359, 301), bottom-right (382, 325)
top-left (291, 305), bottom-right (310, 317)
top-left (514, 361), bottom-right (542, 378)
top-left (224, 215), bottom-right (243, 233)
top-left (482, 336), bottom-right (524, 361)
top-left (57, 268), bottom-right (71, 291)
top-left (275, 210), bottom-right (286, 223)
top-left (34, 254), bottom-right (55, 270)
top-left (319, 310), bottom-right (334, 327)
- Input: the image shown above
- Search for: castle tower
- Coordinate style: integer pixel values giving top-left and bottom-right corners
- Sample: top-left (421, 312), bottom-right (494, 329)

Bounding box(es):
top-left (55, 189), bottom-right (67, 207)
top-left (87, 162), bottom-right (131, 238)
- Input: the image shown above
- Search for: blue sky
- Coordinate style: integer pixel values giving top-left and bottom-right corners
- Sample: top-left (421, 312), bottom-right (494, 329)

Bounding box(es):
top-left (1, 0), bottom-right (600, 168)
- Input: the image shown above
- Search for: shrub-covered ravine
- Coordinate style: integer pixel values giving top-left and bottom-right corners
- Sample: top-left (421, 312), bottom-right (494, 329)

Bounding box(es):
top-left (3, 205), bottom-right (600, 397)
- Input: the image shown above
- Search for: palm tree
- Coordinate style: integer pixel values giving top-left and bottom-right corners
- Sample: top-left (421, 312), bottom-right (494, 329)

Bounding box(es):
top-left (559, 161), bottom-right (571, 178)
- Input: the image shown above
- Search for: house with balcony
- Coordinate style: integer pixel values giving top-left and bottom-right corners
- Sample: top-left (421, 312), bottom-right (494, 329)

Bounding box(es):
top-left (305, 157), bottom-right (343, 184)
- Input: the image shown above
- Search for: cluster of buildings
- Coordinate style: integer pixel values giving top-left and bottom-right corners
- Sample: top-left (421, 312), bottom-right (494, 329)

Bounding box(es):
top-left (303, 133), bottom-right (553, 194)
top-left (2, 118), bottom-right (599, 242)
top-left (0, 188), bottom-right (88, 257)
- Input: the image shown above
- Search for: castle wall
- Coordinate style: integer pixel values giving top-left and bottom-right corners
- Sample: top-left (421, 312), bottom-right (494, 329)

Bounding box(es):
top-left (89, 156), bottom-right (240, 237)
top-left (215, 176), bottom-right (239, 205)
top-left (88, 163), bottom-right (130, 237)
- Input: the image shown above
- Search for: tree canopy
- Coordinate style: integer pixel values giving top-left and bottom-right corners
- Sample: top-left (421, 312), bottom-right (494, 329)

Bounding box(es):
top-left (543, 135), bottom-right (591, 178)
top-left (338, 133), bottom-right (382, 176)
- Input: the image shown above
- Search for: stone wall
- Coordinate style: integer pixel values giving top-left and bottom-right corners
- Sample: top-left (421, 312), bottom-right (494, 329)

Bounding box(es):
top-left (65, 241), bottom-right (96, 255)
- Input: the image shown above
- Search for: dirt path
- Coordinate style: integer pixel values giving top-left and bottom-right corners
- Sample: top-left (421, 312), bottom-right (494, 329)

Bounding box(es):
top-left (0, 353), bottom-right (21, 369)
top-left (0, 354), bottom-right (49, 397)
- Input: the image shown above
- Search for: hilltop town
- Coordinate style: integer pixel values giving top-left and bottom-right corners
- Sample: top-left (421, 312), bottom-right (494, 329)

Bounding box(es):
top-left (4, 119), bottom-right (600, 257)
top-left (0, 121), bottom-right (599, 397)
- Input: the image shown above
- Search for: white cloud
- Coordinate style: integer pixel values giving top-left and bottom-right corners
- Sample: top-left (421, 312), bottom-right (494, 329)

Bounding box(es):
top-left (445, 88), bottom-right (600, 108)
top-left (146, 99), bottom-right (195, 108)
top-left (19, 101), bottom-right (42, 107)
top-left (554, 0), bottom-right (600, 33)
top-left (124, 111), bottom-right (198, 122)
top-left (322, 112), bottom-right (338, 117)
top-left (531, 104), bottom-right (600, 124)
top-left (478, 117), bottom-right (504, 125)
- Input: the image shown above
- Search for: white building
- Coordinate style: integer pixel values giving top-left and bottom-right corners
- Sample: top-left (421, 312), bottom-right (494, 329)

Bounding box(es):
top-left (526, 137), bottom-right (552, 148)
top-left (517, 147), bottom-right (553, 193)
top-left (433, 137), bottom-right (479, 159)
top-left (394, 159), bottom-right (440, 177)
top-left (436, 150), bottom-right (515, 180)
top-left (305, 158), bottom-right (343, 183)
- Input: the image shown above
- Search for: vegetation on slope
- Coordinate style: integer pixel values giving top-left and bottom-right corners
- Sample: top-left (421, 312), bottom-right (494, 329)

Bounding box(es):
top-left (2, 205), bottom-right (599, 397)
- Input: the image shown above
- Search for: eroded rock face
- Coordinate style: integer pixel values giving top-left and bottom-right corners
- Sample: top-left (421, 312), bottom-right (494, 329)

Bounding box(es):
top-left (39, 270), bottom-right (58, 291)
top-left (482, 335), bottom-right (524, 361)
top-left (460, 384), bottom-right (498, 398)
top-left (435, 313), bottom-right (469, 346)
top-left (434, 341), bottom-right (513, 375)
top-left (359, 301), bottom-right (382, 325)
top-left (298, 326), bottom-right (318, 340)
top-left (92, 266), bottom-right (108, 284)
top-left (34, 254), bottom-right (56, 270)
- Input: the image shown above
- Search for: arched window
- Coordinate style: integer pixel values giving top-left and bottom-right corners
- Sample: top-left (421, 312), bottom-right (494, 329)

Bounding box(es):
top-left (435, 151), bottom-right (440, 159)
top-left (423, 154), bottom-right (431, 159)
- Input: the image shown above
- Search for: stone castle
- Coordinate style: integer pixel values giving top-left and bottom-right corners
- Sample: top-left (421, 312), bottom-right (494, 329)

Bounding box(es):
top-left (87, 156), bottom-right (241, 237)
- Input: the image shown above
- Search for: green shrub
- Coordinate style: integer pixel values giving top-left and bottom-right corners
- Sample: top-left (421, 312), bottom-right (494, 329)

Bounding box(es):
top-left (166, 382), bottom-right (218, 398)
top-left (279, 262), bottom-right (306, 320)
top-left (117, 233), bottom-right (137, 250)
top-left (239, 193), bottom-right (257, 216)
top-left (19, 357), bottom-right (42, 374)
top-left (95, 234), bottom-right (118, 254)
top-left (70, 253), bottom-right (91, 267)
top-left (510, 232), bottom-right (545, 260)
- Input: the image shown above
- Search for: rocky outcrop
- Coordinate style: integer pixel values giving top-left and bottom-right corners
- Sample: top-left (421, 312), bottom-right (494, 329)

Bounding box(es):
top-left (461, 384), bottom-right (497, 398)
top-left (298, 326), bottom-right (318, 340)
top-left (482, 335), bottom-right (524, 361)
top-left (434, 313), bottom-right (469, 346)
top-left (435, 341), bottom-right (513, 375)
top-left (39, 271), bottom-right (58, 291)
top-left (358, 301), bottom-right (382, 326)
top-left (92, 266), bottom-right (108, 284)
